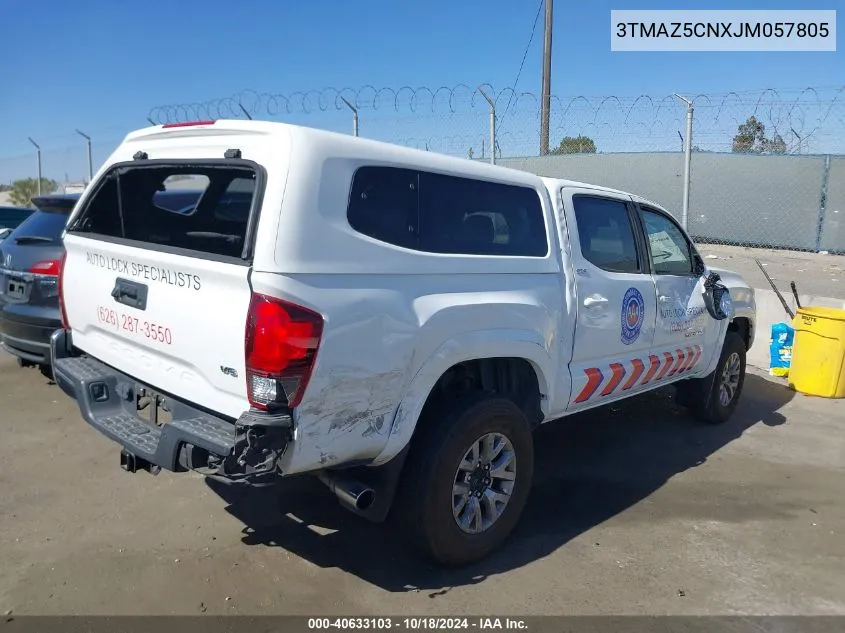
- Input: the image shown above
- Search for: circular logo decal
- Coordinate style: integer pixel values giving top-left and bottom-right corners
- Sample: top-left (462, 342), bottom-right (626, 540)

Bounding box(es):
top-left (621, 287), bottom-right (645, 345)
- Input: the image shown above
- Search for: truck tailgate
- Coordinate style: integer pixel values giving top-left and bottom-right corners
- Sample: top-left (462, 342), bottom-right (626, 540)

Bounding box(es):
top-left (57, 145), bottom-right (276, 420)
top-left (62, 234), bottom-right (253, 418)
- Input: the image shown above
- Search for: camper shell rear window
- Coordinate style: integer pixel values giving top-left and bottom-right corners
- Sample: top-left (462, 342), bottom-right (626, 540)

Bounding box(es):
top-left (66, 160), bottom-right (264, 262)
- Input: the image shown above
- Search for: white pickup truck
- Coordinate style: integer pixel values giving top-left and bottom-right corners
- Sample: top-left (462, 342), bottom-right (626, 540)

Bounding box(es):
top-left (51, 120), bottom-right (756, 567)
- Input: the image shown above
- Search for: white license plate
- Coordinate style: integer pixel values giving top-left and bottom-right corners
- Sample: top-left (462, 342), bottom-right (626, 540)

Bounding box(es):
top-left (6, 277), bottom-right (27, 300)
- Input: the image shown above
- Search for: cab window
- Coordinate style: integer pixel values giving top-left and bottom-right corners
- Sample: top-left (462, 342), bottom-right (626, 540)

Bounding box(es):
top-left (571, 195), bottom-right (641, 274)
top-left (640, 208), bottom-right (694, 275)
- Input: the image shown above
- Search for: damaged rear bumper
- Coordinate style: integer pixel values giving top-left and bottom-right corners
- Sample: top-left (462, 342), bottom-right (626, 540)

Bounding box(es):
top-left (50, 328), bottom-right (291, 481)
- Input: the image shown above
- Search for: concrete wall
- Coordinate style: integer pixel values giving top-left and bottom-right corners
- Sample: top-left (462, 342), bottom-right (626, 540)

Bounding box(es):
top-left (821, 157), bottom-right (845, 253)
top-left (496, 153), bottom-right (844, 253)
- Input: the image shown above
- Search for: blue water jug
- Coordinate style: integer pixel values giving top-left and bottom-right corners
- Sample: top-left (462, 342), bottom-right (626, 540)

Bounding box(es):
top-left (769, 322), bottom-right (794, 377)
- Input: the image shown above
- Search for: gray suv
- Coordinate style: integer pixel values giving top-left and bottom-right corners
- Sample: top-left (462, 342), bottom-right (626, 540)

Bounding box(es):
top-left (0, 195), bottom-right (79, 371)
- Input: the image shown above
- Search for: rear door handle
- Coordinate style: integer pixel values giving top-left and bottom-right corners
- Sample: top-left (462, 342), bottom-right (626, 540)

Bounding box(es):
top-left (659, 295), bottom-right (671, 303)
top-left (583, 295), bottom-right (609, 307)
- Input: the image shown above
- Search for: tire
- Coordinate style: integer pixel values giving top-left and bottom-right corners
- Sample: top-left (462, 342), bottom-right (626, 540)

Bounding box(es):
top-left (681, 331), bottom-right (747, 425)
top-left (392, 394), bottom-right (534, 567)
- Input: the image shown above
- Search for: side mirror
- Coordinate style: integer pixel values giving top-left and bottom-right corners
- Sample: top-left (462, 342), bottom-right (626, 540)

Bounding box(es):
top-left (702, 271), bottom-right (733, 321)
top-left (693, 253), bottom-right (707, 277)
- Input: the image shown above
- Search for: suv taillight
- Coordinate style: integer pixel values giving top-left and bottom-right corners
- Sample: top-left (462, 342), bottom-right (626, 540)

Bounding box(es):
top-left (244, 293), bottom-right (323, 410)
top-left (57, 251), bottom-right (69, 329)
top-left (28, 259), bottom-right (62, 276)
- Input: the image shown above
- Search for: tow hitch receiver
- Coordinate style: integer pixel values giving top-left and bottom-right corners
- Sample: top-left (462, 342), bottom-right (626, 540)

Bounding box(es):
top-left (120, 449), bottom-right (161, 475)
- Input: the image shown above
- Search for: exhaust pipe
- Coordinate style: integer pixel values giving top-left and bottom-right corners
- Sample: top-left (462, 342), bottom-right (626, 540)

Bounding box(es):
top-left (119, 449), bottom-right (161, 476)
top-left (317, 471), bottom-right (376, 512)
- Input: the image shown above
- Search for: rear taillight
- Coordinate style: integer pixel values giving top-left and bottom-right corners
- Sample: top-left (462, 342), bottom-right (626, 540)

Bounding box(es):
top-left (244, 293), bottom-right (323, 410)
top-left (28, 259), bottom-right (62, 276)
top-left (57, 251), bottom-right (69, 329)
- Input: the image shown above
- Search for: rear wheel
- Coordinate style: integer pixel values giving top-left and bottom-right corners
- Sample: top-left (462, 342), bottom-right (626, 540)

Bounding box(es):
top-left (393, 394), bottom-right (534, 567)
top-left (677, 331), bottom-right (746, 424)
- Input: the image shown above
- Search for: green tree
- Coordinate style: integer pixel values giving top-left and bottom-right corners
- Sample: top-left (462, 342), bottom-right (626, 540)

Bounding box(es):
top-left (732, 116), bottom-right (787, 154)
top-left (551, 135), bottom-right (597, 154)
top-left (7, 178), bottom-right (57, 207)
top-left (767, 133), bottom-right (787, 154)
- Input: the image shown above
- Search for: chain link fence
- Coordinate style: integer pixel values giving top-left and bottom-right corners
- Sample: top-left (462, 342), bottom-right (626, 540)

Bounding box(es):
top-left (2, 85), bottom-right (844, 257)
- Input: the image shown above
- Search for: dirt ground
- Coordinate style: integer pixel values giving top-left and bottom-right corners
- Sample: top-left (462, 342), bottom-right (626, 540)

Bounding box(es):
top-left (697, 243), bottom-right (845, 299)
top-left (0, 350), bottom-right (843, 616)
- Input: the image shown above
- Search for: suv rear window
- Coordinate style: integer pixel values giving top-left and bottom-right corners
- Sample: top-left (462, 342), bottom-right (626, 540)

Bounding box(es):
top-left (68, 163), bottom-right (259, 260)
top-left (12, 209), bottom-right (70, 242)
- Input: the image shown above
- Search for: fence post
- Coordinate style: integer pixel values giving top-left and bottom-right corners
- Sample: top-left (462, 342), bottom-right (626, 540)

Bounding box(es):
top-left (477, 87), bottom-right (496, 165)
top-left (75, 129), bottom-right (93, 183)
top-left (27, 137), bottom-right (42, 196)
top-left (815, 155), bottom-right (831, 252)
top-left (340, 97), bottom-right (359, 137)
top-left (674, 94), bottom-right (694, 230)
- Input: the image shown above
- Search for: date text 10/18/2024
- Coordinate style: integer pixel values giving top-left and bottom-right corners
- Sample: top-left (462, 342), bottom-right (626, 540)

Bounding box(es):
top-left (308, 618), bottom-right (528, 630)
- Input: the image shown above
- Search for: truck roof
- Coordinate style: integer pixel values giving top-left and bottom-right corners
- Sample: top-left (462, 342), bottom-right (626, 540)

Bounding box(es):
top-left (123, 119), bottom-right (544, 188)
top-left (539, 176), bottom-right (669, 213)
top-left (122, 120), bottom-right (670, 215)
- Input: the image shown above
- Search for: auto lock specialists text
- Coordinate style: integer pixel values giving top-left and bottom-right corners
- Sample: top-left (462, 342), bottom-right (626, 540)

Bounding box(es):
top-left (85, 251), bottom-right (202, 291)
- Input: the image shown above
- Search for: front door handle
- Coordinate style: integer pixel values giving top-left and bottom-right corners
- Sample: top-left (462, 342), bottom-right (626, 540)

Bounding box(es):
top-left (583, 295), bottom-right (609, 308)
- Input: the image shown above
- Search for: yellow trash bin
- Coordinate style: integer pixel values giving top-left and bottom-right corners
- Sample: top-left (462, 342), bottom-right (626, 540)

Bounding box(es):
top-left (788, 306), bottom-right (845, 398)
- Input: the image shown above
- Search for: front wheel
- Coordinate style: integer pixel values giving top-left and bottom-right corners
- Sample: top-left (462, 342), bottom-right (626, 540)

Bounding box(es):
top-left (392, 394), bottom-right (534, 567)
top-left (679, 330), bottom-right (747, 425)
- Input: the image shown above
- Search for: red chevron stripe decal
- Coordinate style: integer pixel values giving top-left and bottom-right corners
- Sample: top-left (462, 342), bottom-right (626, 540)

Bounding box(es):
top-left (655, 352), bottom-right (674, 380)
top-left (574, 367), bottom-right (604, 403)
top-left (601, 363), bottom-right (627, 396)
top-left (623, 358), bottom-right (645, 390)
top-left (667, 348), bottom-right (686, 376)
top-left (679, 346), bottom-right (696, 372)
top-left (687, 346), bottom-right (702, 371)
top-left (640, 355), bottom-right (661, 385)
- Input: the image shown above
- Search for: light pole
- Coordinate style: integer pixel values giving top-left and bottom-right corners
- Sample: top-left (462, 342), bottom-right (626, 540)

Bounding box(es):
top-left (673, 94), bottom-right (694, 230)
top-left (540, 0), bottom-right (554, 155)
top-left (27, 137), bottom-right (42, 196)
top-left (75, 129), bottom-right (93, 183)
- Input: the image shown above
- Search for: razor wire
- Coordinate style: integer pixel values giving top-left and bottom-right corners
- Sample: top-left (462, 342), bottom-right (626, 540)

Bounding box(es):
top-left (146, 84), bottom-right (845, 156)
top-left (4, 85), bottom-right (845, 257)
top-left (144, 84), bottom-right (845, 256)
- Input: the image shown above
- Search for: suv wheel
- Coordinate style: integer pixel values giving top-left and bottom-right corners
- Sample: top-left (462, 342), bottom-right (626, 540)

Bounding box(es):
top-left (393, 394), bottom-right (534, 567)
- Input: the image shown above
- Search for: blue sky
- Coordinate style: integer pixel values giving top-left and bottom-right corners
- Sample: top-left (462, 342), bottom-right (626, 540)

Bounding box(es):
top-left (0, 0), bottom-right (841, 181)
